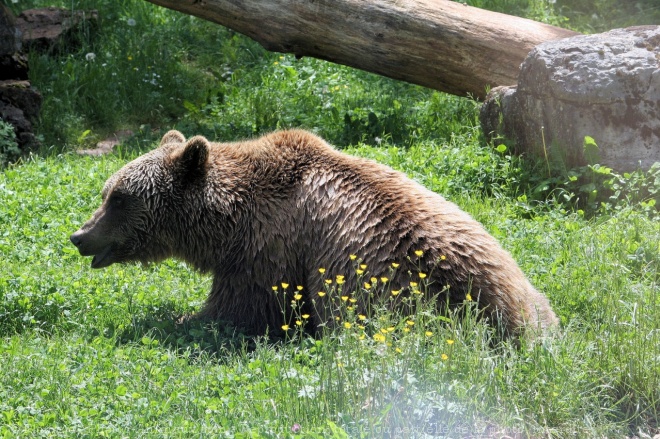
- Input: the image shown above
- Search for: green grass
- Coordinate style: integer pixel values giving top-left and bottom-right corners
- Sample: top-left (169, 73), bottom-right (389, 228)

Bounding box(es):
top-left (2, 0), bottom-right (660, 437)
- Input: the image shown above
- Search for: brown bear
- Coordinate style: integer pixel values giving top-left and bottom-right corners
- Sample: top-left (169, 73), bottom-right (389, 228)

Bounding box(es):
top-left (70, 129), bottom-right (558, 338)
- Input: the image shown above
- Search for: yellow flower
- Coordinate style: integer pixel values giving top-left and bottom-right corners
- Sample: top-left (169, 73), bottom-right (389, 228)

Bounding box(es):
top-left (302, 314), bottom-right (310, 319)
top-left (370, 277), bottom-right (378, 284)
top-left (391, 262), bottom-right (400, 268)
top-left (466, 293), bottom-right (472, 302)
top-left (425, 331), bottom-right (433, 337)
top-left (415, 250), bottom-right (423, 257)
top-left (127, 55), bottom-right (133, 61)
top-left (418, 272), bottom-right (427, 279)
top-left (403, 327), bottom-right (411, 333)
top-left (341, 296), bottom-right (349, 302)
top-left (406, 320), bottom-right (415, 326)
top-left (356, 269), bottom-right (364, 275)
top-left (281, 282), bottom-right (289, 289)
top-left (297, 285), bottom-right (303, 291)
top-left (395, 347), bottom-right (402, 354)
top-left (318, 268), bottom-right (326, 274)
top-left (349, 298), bottom-right (357, 303)
top-left (358, 314), bottom-right (367, 321)
top-left (440, 255), bottom-right (447, 261)
top-left (380, 328), bottom-right (388, 334)
top-left (281, 324), bottom-right (290, 331)
top-left (357, 325), bottom-right (365, 330)
top-left (317, 291), bottom-right (326, 297)
top-left (295, 320), bottom-right (302, 326)
top-left (391, 290), bottom-right (401, 296)
top-left (360, 264), bottom-right (367, 270)
top-left (441, 353), bottom-right (449, 361)
top-left (347, 306), bottom-right (354, 311)
top-left (409, 281), bottom-right (418, 288)
top-left (413, 289), bottom-right (422, 295)
top-left (344, 322), bottom-right (352, 329)
top-left (273, 61), bottom-right (279, 65)
top-left (349, 254), bottom-right (357, 260)
top-left (380, 277), bottom-right (389, 283)
top-left (447, 339), bottom-right (455, 345)
top-left (373, 333), bottom-right (386, 342)
top-left (271, 286), bottom-right (278, 291)
top-left (335, 316), bottom-right (341, 321)
top-left (363, 282), bottom-right (372, 290)
top-left (359, 334), bottom-right (366, 340)
top-left (294, 294), bottom-right (302, 301)
top-left (336, 278), bottom-right (345, 285)
top-left (325, 279), bottom-right (332, 285)
top-left (386, 326), bottom-right (395, 332)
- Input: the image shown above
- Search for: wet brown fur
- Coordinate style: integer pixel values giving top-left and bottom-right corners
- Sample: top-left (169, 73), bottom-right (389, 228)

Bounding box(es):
top-left (71, 129), bottom-right (558, 338)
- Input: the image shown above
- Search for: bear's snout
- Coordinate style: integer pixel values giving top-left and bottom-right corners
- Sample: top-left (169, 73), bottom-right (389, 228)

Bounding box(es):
top-left (70, 230), bottom-right (84, 248)
top-left (69, 228), bottom-right (116, 269)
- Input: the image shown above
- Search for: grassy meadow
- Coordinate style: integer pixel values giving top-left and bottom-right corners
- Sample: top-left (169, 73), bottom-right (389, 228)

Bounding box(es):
top-left (1, 0), bottom-right (660, 437)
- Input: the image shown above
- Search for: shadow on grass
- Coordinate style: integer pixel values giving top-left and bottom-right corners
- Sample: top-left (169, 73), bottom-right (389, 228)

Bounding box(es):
top-left (112, 304), bottom-right (283, 358)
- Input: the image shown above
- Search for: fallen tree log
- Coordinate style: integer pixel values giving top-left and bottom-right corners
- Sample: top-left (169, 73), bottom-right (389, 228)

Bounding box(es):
top-left (143, 0), bottom-right (578, 99)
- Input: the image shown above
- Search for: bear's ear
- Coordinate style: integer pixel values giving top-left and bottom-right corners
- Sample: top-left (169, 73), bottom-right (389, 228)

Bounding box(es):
top-left (159, 130), bottom-right (186, 147)
top-left (169, 136), bottom-right (210, 179)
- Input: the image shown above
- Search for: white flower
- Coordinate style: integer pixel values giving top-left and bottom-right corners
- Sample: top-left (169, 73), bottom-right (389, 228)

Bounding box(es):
top-left (85, 52), bottom-right (96, 61)
top-left (127, 18), bottom-right (137, 26)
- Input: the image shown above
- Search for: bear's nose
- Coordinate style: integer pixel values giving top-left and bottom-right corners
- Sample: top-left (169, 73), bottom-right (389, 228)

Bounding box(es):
top-left (70, 231), bottom-right (84, 248)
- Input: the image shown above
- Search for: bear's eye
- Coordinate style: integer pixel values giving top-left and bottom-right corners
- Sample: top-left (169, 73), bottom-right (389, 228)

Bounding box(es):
top-left (108, 193), bottom-right (125, 207)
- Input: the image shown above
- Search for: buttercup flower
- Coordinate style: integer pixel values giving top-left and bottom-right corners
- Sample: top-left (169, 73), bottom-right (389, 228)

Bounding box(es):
top-left (319, 268), bottom-right (326, 274)
top-left (425, 331), bottom-right (433, 337)
top-left (281, 282), bottom-right (289, 289)
top-left (294, 294), bottom-right (302, 301)
top-left (415, 250), bottom-right (423, 257)
top-left (317, 291), bottom-right (326, 297)
top-left (282, 324), bottom-right (290, 331)
top-left (441, 353), bottom-right (449, 361)
top-left (419, 272), bottom-right (427, 279)
top-left (349, 254), bottom-right (357, 260)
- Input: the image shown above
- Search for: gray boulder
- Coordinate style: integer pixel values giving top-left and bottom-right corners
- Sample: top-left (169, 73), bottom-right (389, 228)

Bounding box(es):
top-left (481, 26), bottom-right (660, 171)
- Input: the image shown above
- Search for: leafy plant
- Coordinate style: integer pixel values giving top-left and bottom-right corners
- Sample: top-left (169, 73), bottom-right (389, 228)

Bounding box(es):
top-left (0, 120), bottom-right (21, 167)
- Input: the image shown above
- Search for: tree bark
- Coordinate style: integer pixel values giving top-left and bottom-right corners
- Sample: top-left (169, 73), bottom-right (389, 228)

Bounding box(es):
top-left (143, 0), bottom-right (578, 99)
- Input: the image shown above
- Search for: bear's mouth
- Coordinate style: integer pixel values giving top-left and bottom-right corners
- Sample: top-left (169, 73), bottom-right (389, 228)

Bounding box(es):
top-left (91, 246), bottom-right (114, 269)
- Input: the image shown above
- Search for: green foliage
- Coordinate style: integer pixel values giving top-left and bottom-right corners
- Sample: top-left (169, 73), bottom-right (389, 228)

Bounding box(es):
top-left (0, 120), bottom-right (21, 167)
top-left (518, 137), bottom-right (660, 218)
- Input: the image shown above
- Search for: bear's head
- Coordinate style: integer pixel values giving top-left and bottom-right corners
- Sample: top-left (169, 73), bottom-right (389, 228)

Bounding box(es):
top-left (70, 130), bottom-right (210, 269)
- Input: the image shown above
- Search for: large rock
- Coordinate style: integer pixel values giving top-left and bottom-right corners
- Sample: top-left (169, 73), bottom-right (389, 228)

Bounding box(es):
top-left (481, 26), bottom-right (660, 171)
top-left (16, 7), bottom-right (98, 53)
top-left (0, 6), bottom-right (41, 159)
